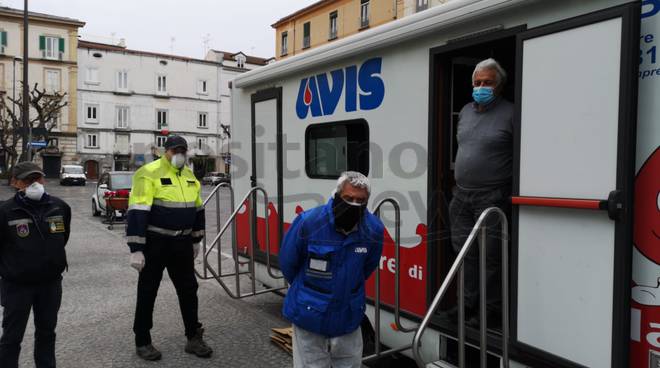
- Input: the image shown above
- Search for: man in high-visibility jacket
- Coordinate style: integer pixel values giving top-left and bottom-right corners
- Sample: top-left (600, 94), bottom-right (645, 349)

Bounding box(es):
top-left (126, 135), bottom-right (212, 361)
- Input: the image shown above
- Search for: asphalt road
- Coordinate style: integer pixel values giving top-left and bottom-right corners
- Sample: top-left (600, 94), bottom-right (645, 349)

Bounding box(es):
top-left (0, 180), bottom-right (293, 368)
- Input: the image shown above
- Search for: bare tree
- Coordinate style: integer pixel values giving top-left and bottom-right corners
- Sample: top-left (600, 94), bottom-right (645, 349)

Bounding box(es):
top-left (0, 82), bottom-right (68, 174)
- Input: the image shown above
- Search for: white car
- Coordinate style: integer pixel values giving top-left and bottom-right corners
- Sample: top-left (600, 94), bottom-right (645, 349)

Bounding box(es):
top-left (91, 171), bottom-right (134, 217)
top-left (59, 165), bottom-right (86, 186)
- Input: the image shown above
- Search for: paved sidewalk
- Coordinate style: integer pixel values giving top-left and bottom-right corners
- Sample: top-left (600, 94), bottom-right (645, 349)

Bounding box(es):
top-left (0, 182), bottom-right (293, 368)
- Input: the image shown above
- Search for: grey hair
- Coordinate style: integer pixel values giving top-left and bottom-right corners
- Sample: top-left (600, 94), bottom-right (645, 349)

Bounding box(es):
top-left (472, 58), bottom-right (507, 88)
top-left (332, 171), bottom-right (370, 197)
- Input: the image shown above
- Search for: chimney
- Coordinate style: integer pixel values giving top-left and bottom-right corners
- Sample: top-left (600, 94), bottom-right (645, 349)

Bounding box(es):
top-left (118, 38), bottom-right (126, 48)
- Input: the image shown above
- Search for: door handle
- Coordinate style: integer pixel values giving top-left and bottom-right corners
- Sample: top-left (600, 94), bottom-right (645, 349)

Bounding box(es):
top-left (600, 190), bottom-right (623, 221)
top-left (512, 190), bottom-right (623, 221)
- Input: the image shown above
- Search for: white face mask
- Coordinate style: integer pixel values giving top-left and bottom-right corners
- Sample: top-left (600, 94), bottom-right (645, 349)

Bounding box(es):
top-left (171, 153), bottom-right (186, 169)
top-left (25, 182), bottom-right (45, 201)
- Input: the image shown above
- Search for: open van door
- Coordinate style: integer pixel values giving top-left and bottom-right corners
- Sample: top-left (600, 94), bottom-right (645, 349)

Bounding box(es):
top-left (511, 3), bottom-right (640, 368)
top-left (250, 87), bottom-right (283, 264)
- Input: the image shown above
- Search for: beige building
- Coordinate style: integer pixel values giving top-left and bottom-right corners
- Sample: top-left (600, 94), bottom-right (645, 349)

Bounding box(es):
top-left (272, 0), bottom-right (449, 59)
top-left (0, 7), bottom-right (84, 177)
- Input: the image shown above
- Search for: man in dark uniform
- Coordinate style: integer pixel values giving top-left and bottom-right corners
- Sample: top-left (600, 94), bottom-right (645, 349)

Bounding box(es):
top-left (0, 162), bottom-right (71, 368)
top-left (126, 135), bottom-right (212, 361)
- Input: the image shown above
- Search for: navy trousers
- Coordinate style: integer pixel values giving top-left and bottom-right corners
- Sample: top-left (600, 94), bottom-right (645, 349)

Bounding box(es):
top-left (0, 279), bottom-right (62, 368)
top-left (133, 237), bottom-right (201, 347)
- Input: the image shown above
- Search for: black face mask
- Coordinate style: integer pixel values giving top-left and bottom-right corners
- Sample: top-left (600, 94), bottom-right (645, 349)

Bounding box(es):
top-left (333, 193), bottom-right (366, 233)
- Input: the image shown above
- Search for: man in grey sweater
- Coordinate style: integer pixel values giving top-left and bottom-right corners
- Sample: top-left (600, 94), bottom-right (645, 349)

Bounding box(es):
top-left (449, 58), bottom-right (512, 328)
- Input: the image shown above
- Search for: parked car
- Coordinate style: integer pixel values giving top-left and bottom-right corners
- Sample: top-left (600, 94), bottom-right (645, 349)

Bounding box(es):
top-left (202, 172), bottom-right (230, 186)
top-left (91, 171), bottom-right (134, 217)
top-left (60, 165), bottom-right (86, 186)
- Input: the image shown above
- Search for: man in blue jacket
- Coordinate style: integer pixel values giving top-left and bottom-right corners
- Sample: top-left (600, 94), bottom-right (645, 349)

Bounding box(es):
top-left (279, 171), bottom-right (384, 368)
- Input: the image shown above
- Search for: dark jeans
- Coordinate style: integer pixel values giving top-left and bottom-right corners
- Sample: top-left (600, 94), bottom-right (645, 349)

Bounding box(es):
top-left (0, 279), bottom-right (62, 368)
top-left (449, 185), bottom-right (511, 313)
top-left (133, 237), bottom-right (202, 347)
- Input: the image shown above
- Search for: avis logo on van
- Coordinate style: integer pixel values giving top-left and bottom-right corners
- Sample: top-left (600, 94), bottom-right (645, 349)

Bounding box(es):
top-left (296, 57), bottom-right (385, 119)
top-left (642, 0), bottom-right (660, 18)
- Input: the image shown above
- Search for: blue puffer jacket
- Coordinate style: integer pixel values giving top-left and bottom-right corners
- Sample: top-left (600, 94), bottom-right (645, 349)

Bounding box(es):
top-left (280, 197), bottom-right (384, 337)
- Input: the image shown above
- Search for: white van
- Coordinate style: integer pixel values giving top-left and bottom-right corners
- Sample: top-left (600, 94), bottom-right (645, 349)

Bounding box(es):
top-left (59, 164), bottom-right (86, 186)
top-left (228, 1), bottom-right (659, 367)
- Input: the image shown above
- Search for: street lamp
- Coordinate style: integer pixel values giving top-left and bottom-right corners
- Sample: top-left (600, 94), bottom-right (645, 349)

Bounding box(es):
top-left (22, 0), bottom-right (31, 161)
top-left (12, 56), bottom-right (19, 116)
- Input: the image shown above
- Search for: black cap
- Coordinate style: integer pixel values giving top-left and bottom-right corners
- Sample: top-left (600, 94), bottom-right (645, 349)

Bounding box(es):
top-left (12, 162), bottom-right (44, 180)
top-left (163, 135), bottom-right (188, 151)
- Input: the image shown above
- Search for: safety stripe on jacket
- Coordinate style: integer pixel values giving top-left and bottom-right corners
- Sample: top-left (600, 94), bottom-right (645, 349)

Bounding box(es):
top-left (8, 218), bottom-right (33, 226)
top-left (128, 204), bottom-right (151, 211)
top-left (147, 225), bottom-right (193, 237)
top-left (152, 199), bottom-right (196, 208)
top-left (191, 230), bottom-right (205, 238)
top-left (126, 235), bottom-right (146, 244)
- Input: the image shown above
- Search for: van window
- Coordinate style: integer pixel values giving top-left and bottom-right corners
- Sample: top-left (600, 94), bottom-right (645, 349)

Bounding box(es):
top-left (111, 174), bottom-right (133, 190)
top-left (63, 166), bottom-right (83, 174)
top-left (305, 119), bottom-right (369, 179)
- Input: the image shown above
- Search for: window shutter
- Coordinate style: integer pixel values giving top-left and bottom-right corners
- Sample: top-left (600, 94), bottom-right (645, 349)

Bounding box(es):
top-left (1, 31), bottom-right (6, 47)
top-left (58, 37), bottom-right (65, 53)
top-left (39, 35), bottom-right (45, 50)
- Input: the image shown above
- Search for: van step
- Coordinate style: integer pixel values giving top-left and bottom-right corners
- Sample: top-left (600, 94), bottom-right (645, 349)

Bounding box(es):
top-left (426, 360), bottom-right (458, 368)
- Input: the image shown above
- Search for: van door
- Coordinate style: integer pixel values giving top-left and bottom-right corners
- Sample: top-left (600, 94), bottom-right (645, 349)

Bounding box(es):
top-left (250, 87), bottom-right (283, 265)
top-left (511, 3), bottom-right (640, 368)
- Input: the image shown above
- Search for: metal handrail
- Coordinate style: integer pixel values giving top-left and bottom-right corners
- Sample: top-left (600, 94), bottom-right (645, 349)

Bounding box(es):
top-left (411, 207), bottom-right (509, 368)
top-left (198, 185), bottom-right (287, 299)
top-left (362, 197), bottom-right (417, 363)
top-left (195, 182), bottom-right (236, 280)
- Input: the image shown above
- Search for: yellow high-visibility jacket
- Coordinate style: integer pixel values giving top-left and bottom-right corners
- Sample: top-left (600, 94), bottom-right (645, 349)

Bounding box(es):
top-left (126, 157), bottom-right (205, 252)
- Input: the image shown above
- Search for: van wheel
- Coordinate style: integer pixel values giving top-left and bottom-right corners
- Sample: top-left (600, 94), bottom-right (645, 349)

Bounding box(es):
top-left (92, 200), bottom-right (100, 217)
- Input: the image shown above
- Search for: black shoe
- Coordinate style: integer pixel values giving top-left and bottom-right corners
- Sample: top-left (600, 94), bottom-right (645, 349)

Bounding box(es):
top-left (439, 306), bottom-right (458, 324)
top-left (136, 344), bottom-right (162, 361)
top-left (440, 306), bottom-right (477, 325)
top-left (467, 309), bottom-right (502, 329)
top-left (185, 328), bottom-right (213, 358)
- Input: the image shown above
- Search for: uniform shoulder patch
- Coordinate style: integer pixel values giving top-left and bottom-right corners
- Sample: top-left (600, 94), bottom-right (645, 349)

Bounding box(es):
top-left (46, 216), bottom-right (66, 233)
top-left (15, 223), bottom-right (30, 237)
top-left (8, 218), bottom-right (32, 238)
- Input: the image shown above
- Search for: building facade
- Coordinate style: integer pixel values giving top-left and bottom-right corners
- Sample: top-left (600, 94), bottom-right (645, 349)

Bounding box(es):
top-left (205, 49), bottom-right (274, 150)
top-left (0, 7), bottom-right (84, 176)
top-left (272, 0), bottom-right (449, 60)
top-left (77, 41), bottom-right (269, 178)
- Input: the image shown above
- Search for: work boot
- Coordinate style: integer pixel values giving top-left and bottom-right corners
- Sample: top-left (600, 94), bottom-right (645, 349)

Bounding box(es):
top-left (467, 308), bottom-right (502, 330)
top-left (439, 306), bottom-right (459, 324)
top-left (136, 344), bottom-right (162, 361)
top-left (185, 328), bottom-right (213, 358)
top-left (439, 305), bottom-right (476, 326)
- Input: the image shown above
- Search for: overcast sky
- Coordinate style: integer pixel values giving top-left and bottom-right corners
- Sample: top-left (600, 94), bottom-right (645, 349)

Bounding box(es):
top-left (1, 0), bottom-right (318, 59)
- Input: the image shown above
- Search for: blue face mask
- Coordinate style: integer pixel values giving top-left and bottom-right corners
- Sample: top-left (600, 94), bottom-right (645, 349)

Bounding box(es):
top-left (472, 86), bottom-right (496, 105)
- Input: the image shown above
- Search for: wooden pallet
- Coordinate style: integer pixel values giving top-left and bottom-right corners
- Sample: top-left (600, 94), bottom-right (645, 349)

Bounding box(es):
top-left (270, 326), bottom-right (293, 355)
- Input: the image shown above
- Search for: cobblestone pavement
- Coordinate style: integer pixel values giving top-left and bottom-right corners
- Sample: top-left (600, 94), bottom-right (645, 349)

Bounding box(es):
top-left (0, 180), bottom-right (293, 368)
